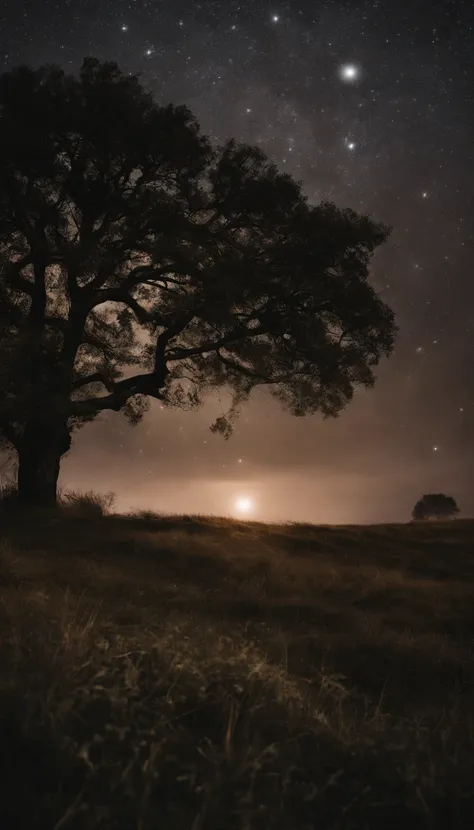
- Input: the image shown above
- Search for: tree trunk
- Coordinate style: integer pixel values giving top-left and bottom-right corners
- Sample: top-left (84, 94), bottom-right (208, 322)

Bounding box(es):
top-left (17, 420), bottom-right (71, 507)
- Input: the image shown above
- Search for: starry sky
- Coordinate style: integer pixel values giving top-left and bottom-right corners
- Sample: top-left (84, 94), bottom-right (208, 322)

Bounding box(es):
top-left (1, 0), bottom-right (473, 523)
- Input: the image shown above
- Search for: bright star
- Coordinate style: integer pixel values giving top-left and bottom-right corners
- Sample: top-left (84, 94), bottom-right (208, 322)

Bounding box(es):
top-left (432, 445), bottom-right (439, 452)
top-left (422, 191), bottom-right (429, 198)
top-left (272, 14), bottom-right (280, 23)
top-left (145, 48), bottom-right (153, 56)
top-left (339, 63), bottom-right (360, 82)
top-left (121, 24), bottom-right (128, 32)
top-left (347, 141), bottom-right (356, 150)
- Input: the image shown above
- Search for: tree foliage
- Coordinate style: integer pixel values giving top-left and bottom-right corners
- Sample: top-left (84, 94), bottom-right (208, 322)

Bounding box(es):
top-left (0, 58), bottom-right (397, 501)
top-left (412, 494), bottom-right (460, 521)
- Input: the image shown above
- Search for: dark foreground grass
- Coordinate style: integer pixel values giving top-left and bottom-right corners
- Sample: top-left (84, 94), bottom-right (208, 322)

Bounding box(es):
top-left (1, 503), bottom-right (474, 828)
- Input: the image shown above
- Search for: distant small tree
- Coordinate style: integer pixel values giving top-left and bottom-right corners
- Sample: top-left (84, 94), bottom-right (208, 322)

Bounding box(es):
top-left (412, 494), bottom-right (460, 521)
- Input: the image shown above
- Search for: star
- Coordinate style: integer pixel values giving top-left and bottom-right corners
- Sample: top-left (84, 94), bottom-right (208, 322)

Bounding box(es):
top-left (121, 24), bottom-right (128, 32)
top-left (346, 140), bottom-right (357, 150)
top-left (422, 191), bottom-right (429, 198)
top-left (432, 445), bottom-right (439, 452)
top-left (271, 14), bottom-right (280, 23)
top-left (339, 63), bottom-right (361, 82)
top-left (145, 48), bottom-right (154, 57)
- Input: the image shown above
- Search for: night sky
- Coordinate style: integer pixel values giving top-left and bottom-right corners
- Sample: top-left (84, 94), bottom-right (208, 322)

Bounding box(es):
top-left (1, 0), bottom-right (473, 523)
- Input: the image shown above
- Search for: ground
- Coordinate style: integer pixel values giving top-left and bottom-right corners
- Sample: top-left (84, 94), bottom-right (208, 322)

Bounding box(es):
top-left (1, 497), bottom-right (473, 829)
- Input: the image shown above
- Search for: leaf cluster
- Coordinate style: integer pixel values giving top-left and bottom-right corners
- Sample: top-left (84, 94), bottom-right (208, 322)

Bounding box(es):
top-left (0, 58), bottom-right (396, 447)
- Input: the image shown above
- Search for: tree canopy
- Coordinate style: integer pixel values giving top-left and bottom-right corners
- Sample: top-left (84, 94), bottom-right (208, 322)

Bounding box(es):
top-left (412, 494), bottom-right (460, 521)
top-left (0, 58), bottom-right (397, 504)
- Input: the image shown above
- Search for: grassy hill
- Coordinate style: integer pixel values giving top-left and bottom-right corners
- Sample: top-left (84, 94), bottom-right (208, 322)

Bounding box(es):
top-left (1, 500), bottom-right (473, 828)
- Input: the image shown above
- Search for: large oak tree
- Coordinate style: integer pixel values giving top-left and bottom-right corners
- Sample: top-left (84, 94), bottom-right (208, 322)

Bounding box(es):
top-left (0, 58), bottom-right (397, 506)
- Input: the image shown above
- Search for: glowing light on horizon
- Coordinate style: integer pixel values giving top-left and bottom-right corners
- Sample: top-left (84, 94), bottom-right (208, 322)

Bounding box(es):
top-left (234, 495), bottom-right (255, 516)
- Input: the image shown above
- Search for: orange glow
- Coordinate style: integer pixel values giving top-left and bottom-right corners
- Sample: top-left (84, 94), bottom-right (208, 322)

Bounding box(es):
top-left (234, 495), bottom-right (255, 516)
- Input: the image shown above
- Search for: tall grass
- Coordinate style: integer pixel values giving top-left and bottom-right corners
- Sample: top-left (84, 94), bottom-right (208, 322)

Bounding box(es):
top-left (0, 499), bottom-right (473, 827)
top-left (59, 488), bottom-right (116, 516)
top-left (0, 479), bottom-right (115, 517)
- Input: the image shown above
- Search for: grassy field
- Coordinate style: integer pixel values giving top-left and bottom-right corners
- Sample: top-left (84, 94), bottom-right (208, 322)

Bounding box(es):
top-left (1, 495), bottom-right (473, 828)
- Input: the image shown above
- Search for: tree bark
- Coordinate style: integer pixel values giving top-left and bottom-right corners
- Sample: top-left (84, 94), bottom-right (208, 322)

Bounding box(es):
top-left (17, 420), bottom-right (71, 507)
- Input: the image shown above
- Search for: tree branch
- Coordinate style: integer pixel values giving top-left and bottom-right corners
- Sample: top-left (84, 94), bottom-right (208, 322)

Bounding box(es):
top-left (81, 331), bottom-right (116, 360)
top-left (44, 316), bottom-right (68, 330)
top-left (154, 310), bottom-right (196, 372)
top-left (215, 350), bottom-right (277, 383)
top-left (167, 323), bottom-right (266, 361)
top-left (71, 372), bottom-right (116, 392)
top-left (123, 263), bottom-right (181, 289)
top-left (3, 255), bottom-right (34, 295)
top-left (70, 371), bottom-right (167, 417)
top-left (86, 288), bottom-right (162, 324)
top-left (0, 418), bottom-right (20, 449)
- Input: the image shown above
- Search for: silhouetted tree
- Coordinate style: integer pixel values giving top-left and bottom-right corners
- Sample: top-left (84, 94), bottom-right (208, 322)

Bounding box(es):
top-left (412, 494), bottom-right (460, 521)
top-left (0, 58), bottom-right (397, 507)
